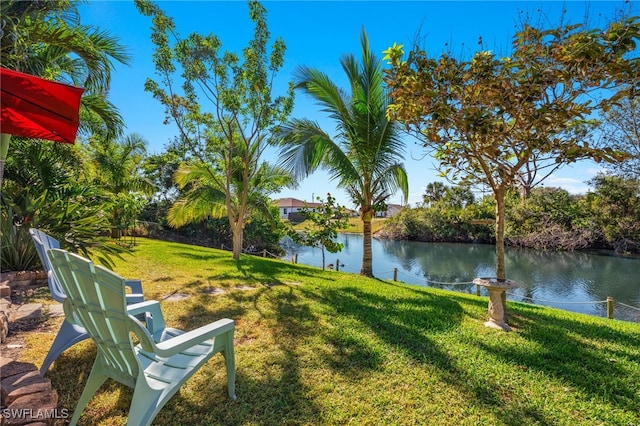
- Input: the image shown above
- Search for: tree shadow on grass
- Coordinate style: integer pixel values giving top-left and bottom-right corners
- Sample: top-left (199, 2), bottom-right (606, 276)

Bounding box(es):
top-left (220, 284), bottom-right (324, 425)
top-left (234, 255), bottom-right (337, 283)
top-left (478, 305), bottom-right (640, 415)
top-left (299, 281), bottom-right (613, 425)
top-left (49, 274), bottom-right (639, 425)
top-left (304, 282), bottom-right (465, 373)
top-left (166, 283), bottom-right (325, 424)
top-left (150, 366), bottom-right (323, 426)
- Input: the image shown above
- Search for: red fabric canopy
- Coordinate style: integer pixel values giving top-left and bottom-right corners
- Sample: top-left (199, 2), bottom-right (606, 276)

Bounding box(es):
top-left (1, 67), bottom-right (84, 144)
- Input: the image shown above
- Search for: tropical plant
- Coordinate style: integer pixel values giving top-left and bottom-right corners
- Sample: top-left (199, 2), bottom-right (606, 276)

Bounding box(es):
top-left (287, 194), bottom-right (348, 270)
top-left (276, 29), bottom-right (408, 277)
top-left (167, 160), bottom-right (295, 253)
top-left (0, 0), bottom-right (131, 270)
top-left (85, 133), bottom-right (155, 237)
top-left (4, 187), bottom-right (129, 270)
top-left (1, 138), bottom-right (126, 271)
top-left (136, 0), bottom-right (295, 260)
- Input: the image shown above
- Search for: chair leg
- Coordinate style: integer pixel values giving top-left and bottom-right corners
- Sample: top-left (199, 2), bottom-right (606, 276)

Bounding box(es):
top-left (68, 363), bottom-right (109, 426)
top-left (126, 383), bottom-right (163, 426)
top-left (223, 331), bottom-right (236, 400)
top-left (40, 319), bottom-right (89, 375)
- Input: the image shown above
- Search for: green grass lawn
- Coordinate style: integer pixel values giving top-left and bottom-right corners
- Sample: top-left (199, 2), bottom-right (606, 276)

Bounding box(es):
top-left (23, 238), bottom-right (640, 425)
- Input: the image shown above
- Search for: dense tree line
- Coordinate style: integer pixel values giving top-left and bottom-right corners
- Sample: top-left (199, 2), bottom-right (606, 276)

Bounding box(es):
top-left (2, 0), bottom-right (638, 280)
top-left (379, 177), bottom-right (640, 255)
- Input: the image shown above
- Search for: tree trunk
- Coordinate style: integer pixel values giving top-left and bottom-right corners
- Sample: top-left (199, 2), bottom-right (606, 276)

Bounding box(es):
top-left (111, 227), bottom-right (122, 239)
top-left (360, 211), bottom-right (373, 277)
top-left (231, 220), bottom-right (243, 261)
top-left (494, 186), bottom-right (506, 280)
top-left (0, 133), bottom-right (10, 188)
top-left (494, 185), bottom-right (508, 322)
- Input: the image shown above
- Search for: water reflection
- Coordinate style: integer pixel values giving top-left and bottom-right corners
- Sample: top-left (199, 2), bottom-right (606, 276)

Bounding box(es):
top-left (282, 234), bottom-right (640, 322)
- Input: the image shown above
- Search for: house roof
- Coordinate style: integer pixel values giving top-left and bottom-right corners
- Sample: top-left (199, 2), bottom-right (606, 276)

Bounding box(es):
top-left (274, 198), bottom-right (322, 209)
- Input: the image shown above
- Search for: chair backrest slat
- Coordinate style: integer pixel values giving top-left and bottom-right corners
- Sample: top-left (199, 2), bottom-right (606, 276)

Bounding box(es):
top-left (48, 249), bottom-right (140, 380)
top-left (29, 228), bottom-right (66, 302)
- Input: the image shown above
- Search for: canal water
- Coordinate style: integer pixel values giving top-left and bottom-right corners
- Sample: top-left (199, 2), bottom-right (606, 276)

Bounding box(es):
top-left (281, 233), bottom-right (640, 322)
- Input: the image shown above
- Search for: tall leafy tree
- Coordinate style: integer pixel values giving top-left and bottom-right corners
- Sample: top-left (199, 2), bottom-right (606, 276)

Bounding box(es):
top-left (276, 29), bottom-right (408, 277)
top-left (600, 95), bottom-right (640, 180)
top-left (136, 0), bottom-right (294, 260)
top-left (384, 16), bottom-right (639, 286)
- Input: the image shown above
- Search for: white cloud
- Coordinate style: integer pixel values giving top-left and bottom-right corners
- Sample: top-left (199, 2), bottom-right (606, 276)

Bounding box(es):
top-left (544, 177), bottom-right (590, 194)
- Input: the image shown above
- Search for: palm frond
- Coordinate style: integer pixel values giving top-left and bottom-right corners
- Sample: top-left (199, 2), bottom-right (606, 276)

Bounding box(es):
top-left (77, 92), bottom-right (125, 139)
top-left (167, 186), bottom-right (227, 227)
top-left (294, 66), bottom-right (351, 123)
top-left (276, 118), bottom-right (360, 184)
top-left (275, 27), bottom-right (407, 228)
top-left (372, 163), bottom-right (409, 205)
top-left (174, 162), bottom-right (221, 191)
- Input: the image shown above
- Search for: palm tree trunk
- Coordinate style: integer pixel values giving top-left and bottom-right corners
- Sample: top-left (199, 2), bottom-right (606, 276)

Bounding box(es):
top-left (360, 213), bottom-right (373, 277)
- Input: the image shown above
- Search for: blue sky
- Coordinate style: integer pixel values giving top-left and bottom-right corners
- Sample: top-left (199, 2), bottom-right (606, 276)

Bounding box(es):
top-left (78, 1), bottom-right (636, 208)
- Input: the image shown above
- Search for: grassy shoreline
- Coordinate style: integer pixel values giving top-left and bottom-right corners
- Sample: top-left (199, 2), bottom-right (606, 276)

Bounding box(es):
top-left (292, 218), bottom-right (388, 234)
top-left (21, 238), bottom-right (640, 425)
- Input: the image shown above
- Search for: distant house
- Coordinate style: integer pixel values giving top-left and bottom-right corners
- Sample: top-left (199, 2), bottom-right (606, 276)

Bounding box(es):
top-left (374, 204), bottom-right (404, 218)
top-left (275, 198), bottom-right (322, 220)
top-left (345, 208), bottom-right (359, 218)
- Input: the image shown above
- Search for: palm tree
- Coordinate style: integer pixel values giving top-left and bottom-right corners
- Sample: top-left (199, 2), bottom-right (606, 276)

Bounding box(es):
top-left (87, 133), bottom-right (155, 238)
top-left (423, 182), bottom-right (447, 206)
top-left (276, 29), bottom-right (408, 277)
top-left (167, 160), bottom-right (296, 253)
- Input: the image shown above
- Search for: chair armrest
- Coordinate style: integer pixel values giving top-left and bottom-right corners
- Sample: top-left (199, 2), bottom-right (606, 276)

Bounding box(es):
top-left (124, 279), bottom-right (143, 295)
top-left (154, 318), bottom-right (235, 357)
top-left (125, 300), bottom-right (160, 315)
top-left (125, 300), bottom-right (166, 334)
top-left (127, 314), bottom-right (158, 353)
top-left (125, 294), bottom-right (144, 305)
